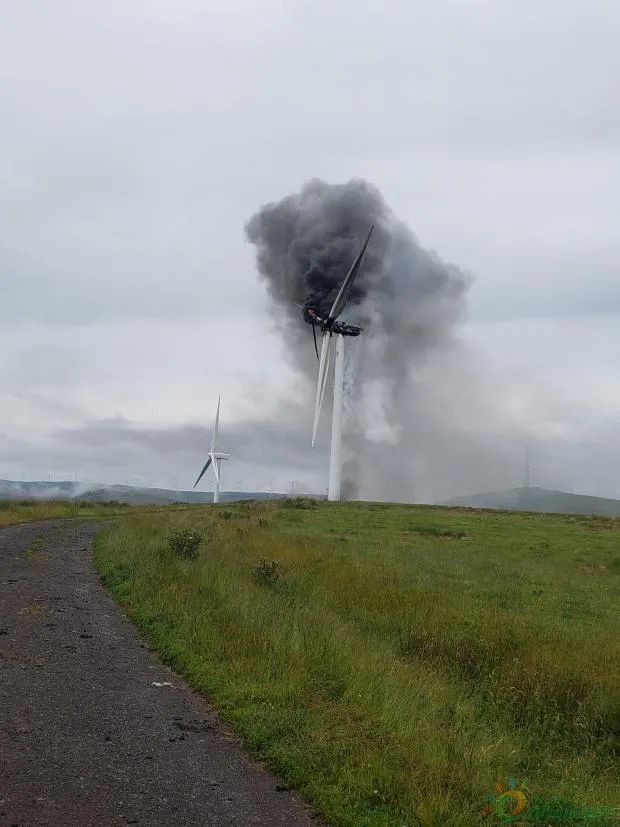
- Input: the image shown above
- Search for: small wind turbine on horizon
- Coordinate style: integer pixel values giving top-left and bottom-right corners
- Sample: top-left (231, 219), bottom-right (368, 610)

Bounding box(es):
top-left (193, 396), bottom-right (230, 504)
top-left (303, 226), bottom-right (374, 502)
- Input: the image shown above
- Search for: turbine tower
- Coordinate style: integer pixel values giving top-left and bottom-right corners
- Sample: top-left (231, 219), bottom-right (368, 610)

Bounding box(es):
top-left (193, 396), bottom-right (230, 504)
top-left (304, 227), bottom-right (374, 502)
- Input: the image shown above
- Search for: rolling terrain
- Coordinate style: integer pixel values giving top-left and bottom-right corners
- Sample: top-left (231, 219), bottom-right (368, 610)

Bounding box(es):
top-left (0, 479), bottom-right (284, 505)
top-left (445, 485), bottom-right (620, 516)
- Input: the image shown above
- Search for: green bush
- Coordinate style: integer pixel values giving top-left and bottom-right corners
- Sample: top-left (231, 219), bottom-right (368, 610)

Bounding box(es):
top-left (252, 557), bottom-right (280, 585)
top-left (408, 524), bottom-right (468, 539)
top-left (282, 497), bottom-right (316, 510)
top-left (167, 529), bottom-right (202, 559)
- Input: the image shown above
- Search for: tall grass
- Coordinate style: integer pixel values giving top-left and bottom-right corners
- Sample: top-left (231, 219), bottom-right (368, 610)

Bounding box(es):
top-left (95, 500), bottom-right (619, 826)
top-left (0, 499), bottom-right (202, 529)
top-left (0, 498), bottom-right (128, 528)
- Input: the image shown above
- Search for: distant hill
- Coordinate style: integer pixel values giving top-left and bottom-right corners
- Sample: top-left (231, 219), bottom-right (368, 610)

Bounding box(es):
top-left (445, 486), bottom-right (620, 517)
top-left (0, 480), bottom-right (286, 506)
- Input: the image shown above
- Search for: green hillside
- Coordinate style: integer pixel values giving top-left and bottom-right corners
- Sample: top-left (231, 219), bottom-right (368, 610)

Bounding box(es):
top-left (0, 479), bottom-right (283, 505)
top-left (95, 499), bottom-right (620, 826)
top-left (446, 486), bottom-right (620, 517)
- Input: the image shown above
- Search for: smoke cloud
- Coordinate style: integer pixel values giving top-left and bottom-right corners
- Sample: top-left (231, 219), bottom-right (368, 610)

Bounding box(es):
top-left (246, 179), bottom-right (471, 501)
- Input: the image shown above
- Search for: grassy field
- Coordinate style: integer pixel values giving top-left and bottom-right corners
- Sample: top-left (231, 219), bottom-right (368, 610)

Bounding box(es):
top-left (0, 498), bottom-right (138, 528)
top-left (93, 499), bottom-right (619, 826)
top-left (0, 498), bottom-right (207, 529)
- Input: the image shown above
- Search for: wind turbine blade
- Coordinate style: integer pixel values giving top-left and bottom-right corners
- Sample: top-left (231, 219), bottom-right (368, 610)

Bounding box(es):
top-left (312, 333), bottom-right (332, 447)
top-left (318, 337), bottom-right (332, 417)
top-left (193, 456), bottom-right (212, 489)
top-left (211, 457), bottom-right (220, 485)
top-left (211, 396), bottom-right (221, 454)
top-left (312, 320), bottom-right (319, 359)
top-left (328, 225), bottom-right (374, 322)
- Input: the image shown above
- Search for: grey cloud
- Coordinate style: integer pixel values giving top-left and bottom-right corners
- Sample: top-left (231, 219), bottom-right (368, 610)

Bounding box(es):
top-left (2, 0), bottom-right (618, 327)
top-left (1, 1), bottom-right (619, 499)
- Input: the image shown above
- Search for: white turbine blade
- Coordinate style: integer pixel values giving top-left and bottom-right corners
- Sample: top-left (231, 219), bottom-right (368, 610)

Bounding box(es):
top-left (211, 395), bottom-right (221, 454)
top-left (211, 456), bottom-right (220, 485)
top-left (318, 338), bottom-right (332, 418)
top-left (328, 225), bottom-right (374, 322)
top-left (193, 456), bottom-right (212, 489)
top-left (312, 333), bottom-right (330, 445)
top-left (312, 333), bottom-right (332, 447)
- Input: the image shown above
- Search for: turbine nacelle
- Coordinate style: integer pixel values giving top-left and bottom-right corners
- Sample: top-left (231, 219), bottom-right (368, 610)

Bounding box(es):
top-left (304, 307), bottom-right (362, 337)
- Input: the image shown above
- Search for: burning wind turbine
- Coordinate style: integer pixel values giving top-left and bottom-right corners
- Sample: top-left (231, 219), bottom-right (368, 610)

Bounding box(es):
top-left (193, 396), bottom-right (230, 504)
top-left (304, 226), bottom-right (374, 501)
top-left (246, 179), bottom-right (469, 503)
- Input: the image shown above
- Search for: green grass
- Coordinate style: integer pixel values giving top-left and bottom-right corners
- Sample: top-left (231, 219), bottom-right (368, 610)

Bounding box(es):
top-left (85, 500), bottom-right (620, 823)
top-left (0, 498), bottom-right (136, 528)
top-left (0, 498), bottom-right (206, 529)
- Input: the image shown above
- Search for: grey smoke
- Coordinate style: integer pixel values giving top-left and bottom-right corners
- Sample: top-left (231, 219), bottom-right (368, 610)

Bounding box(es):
top-left (246, 179), bottom-right (471, 500)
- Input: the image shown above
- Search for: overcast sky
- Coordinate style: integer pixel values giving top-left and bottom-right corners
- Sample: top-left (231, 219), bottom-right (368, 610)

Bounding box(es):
top-left (1, 0), bottom-right (619, 500)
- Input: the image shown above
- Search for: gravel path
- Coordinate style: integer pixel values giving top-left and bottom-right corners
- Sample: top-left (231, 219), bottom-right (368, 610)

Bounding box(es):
top-left (0, 520), bottom-right (318, 826)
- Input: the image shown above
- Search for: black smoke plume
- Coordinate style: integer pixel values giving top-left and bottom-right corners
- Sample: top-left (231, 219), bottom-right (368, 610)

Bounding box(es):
top-left (246, 179), bottom-right (386, 321)
top-left (246, 178), bottom-right (471, 500)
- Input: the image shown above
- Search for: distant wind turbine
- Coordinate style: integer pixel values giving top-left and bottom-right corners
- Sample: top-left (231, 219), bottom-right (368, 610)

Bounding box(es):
top-left (193, 396), bottom-right (230, 504)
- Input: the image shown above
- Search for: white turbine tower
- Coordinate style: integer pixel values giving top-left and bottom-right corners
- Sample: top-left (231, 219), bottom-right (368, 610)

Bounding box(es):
top-left (193, 396), bottom-right (230, 504)
top-left (307, 227), bottom-right (374, 502)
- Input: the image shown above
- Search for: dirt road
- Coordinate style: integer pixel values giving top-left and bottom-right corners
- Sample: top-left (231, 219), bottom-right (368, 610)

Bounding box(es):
top-left (0, 520), bottom-right (318, 826)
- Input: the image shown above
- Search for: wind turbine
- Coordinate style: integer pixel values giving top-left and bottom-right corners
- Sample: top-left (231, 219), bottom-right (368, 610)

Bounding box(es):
top-left (304, 226), bottom-right (374, 501)
top-left (193, 396), bottom-right (230, 504)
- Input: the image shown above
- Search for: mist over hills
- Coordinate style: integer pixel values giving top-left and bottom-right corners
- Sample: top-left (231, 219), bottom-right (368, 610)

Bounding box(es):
top-left (0, 480), bottom-right (285, 506)
top-left (445, 486), bottom-right (620, 517)
top-left (3, 480), bottom-right (620, 517)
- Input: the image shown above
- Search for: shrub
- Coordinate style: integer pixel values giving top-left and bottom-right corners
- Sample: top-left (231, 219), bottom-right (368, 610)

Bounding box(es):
top-left (222, 510), bottom-right (233, 520)
top-left (167, 529), bottom-right (202, 559)
top-left (257, 517), bottom-right (269, 527)
top-left (282, 497), bottom-right (315, 510)
top-left (408, 525), bottom-right (468, 539)
top-left (252, 558), bottom-right (280, 585)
